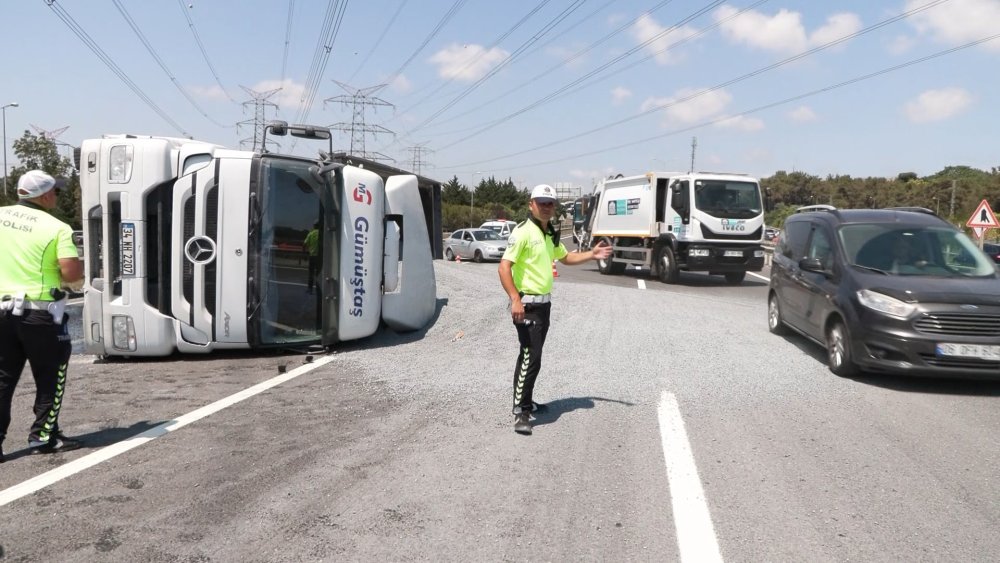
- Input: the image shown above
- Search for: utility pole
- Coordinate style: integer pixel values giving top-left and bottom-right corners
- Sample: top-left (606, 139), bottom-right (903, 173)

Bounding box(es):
top-left (237, 86), bottom-right (280, 152)
top-left (325, 81), bottom-right (394, 162)
top-left (949, 179), bottom-right (956, 218)
top-left (689, 136), bottom-right (697, 173)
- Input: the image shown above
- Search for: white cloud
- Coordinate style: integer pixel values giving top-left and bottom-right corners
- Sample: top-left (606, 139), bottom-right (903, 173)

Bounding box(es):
top-left (641, 88), bottom-right (732, 124)
top-left (389, 74), bottom-right (412, 94)
top-left (630, 14), bottom-right (698, 65)
top-left (611, 86), bottom-right (632, 105)
top-left (903, 87), bottom-right (973, 122)
top-left (888, 34), bottom-right (916, 55)
top-left (428, 43), bottom-right (510, 81)
top-left (713, 115), bottom-right (765, 131)
top-left (788, 105), bottom-right (818, 122)
top-left (905, 0), bottom-right (1000, 51)
top-left (713, 7), bottom-right (862, 53)
top-left (243, 79), bottom-right (306, 110)
top-left (189, 84), bottom-right (230, 102)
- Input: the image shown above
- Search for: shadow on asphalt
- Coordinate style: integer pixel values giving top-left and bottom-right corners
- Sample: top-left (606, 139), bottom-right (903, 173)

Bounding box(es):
top-left (774, 330), bottom-right (1000, 396)
top-left (1, 420), bottom-right (164, 463)
top-left (530, 396), bottom-right (636, 428)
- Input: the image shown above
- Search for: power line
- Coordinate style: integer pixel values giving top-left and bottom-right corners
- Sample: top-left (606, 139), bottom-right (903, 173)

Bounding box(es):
top-left (280, 0), bottom-right (296, 88)
top-left (112, 0), bottom-right (230, 128)
top-left (443, 0), bottom-right (952, 166)
top-left (293, 0), bottom-right (350, 128)
top-left (238, 87), bottom-right (280, 152)
top-left (175, 0), bottom-right (237, 104)
top-left (44, 0), bottom-right (189, 136)
top-left (450, 30), bottom-right (1000, 173)
top-left (384, 0), bottom-right (469, 87)
top-left (325, 82), bottom-right (394, 161)
top-left (346, 0), bottom-right (409, 83)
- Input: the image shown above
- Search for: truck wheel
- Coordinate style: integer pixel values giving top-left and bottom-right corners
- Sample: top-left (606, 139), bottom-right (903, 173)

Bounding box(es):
top-left (826, 320), bottom-right (859, 377)
top-left (657, 247), bottom-right (679, 284)
top-left (724, 271), bottom-right (746, 284)
top-left (597, 239), bottom-right (624, 275)
top-left (445, 248), bottom-right (455, 261)
top-left (474, 250), bottom-right (484, 263)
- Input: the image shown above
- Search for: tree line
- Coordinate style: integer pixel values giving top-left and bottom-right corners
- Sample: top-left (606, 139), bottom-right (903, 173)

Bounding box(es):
top-left (1, 130), bottom-right (81, 228)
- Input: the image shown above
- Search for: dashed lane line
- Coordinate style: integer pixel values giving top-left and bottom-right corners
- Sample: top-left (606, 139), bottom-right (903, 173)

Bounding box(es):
top-left (658, 391), bottom-right (724, 563)
top-left (748, 271), bottom-right (770, 283)
top-left (0, 355), bottom-right (336, 508)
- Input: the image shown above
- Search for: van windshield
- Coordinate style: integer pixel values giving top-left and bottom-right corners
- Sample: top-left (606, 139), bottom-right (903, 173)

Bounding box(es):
top-left (252, 156), bottom-right (326, 345)
top-left (840, 224), bottom-right (996, 277)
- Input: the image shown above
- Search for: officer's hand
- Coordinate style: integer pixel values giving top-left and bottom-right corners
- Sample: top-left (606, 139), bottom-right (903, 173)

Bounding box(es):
top-left (591, 240), bottom-right (612, 260)
top-left (510, 299), bottom-right (525, 323)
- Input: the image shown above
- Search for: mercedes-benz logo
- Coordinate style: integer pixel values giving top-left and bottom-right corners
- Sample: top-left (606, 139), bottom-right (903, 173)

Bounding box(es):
top-left (184, 235), bottom-right (217, 265)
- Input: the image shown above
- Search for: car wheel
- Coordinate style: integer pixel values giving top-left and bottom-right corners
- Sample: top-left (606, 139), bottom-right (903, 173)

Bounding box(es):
top-left (826, 321), bottom-right (859, 377)
top-left (767, 293), bottom-right (788, 335)
top-left (474, 250), bottom-right (484, 263)
top-left (724, 271), bottom-right (746, 284)
top-left (445, 248), bottom-right (455, 261)
top-left (657, 246), bottom-right (679, 284)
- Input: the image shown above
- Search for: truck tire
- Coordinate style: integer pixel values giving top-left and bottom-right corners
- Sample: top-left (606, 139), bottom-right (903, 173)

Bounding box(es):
top-left (724, 271), bottom-right (746, 284)
top-left (657, 247), bottom-right (679, 284)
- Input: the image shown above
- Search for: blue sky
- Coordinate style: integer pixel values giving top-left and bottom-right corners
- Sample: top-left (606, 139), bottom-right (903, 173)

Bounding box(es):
top-left (3, 0), bottom-right (998, 193)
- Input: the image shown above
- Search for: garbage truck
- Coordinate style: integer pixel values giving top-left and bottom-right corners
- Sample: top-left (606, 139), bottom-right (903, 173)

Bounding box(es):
top-left (579, 171), bottom-right (765, 284)
top-left (75, 121), bottom-right (442, 357)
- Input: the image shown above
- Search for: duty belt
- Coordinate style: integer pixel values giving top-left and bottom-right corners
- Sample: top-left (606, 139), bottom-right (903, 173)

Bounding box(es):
top-left (520, 293), bottom-right (551, 304)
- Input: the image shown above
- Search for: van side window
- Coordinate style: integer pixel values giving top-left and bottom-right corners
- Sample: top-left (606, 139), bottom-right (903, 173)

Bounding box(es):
top-left (781, 221), bottom-right (812, 259)
top-left (806, 227), bottom-right (834, 270)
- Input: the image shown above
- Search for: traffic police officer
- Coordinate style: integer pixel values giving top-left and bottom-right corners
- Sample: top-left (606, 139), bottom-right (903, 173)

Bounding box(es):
top-left (0, 170), bottom-right (84, 462)
top-left (498, 184), bottom-right (611, 435)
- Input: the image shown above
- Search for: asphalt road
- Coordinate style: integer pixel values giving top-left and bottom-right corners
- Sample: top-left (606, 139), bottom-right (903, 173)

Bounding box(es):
top-left (1, 252), bottom-right (998, 562)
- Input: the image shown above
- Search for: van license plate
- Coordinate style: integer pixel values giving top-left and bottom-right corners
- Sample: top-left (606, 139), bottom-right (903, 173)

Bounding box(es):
top-left (936, 343), bottom-right (1000, 361)
top-left (121, 222), bottom-right (136, 277)
top-left (724, 250), bottom-right (743, 257)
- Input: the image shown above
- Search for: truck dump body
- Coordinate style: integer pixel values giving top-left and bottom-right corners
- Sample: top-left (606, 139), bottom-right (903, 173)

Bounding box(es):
top-left (77, 130), bottom-right (440, 357)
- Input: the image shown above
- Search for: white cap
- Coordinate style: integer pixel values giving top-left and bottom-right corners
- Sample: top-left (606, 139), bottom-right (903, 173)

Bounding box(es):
top-left (17, 170), bottom-right (66, 199)
top-left (530, 184), bottom-right (557, 202)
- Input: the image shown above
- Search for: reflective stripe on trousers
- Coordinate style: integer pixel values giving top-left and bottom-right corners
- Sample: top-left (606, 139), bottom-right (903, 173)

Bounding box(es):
top-left (512, 302), bottom-right (551, 414)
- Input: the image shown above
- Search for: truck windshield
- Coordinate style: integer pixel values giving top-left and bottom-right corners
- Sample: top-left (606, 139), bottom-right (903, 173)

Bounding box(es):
top-left (693, 180), bottom-right (762, 219)
top-left (254, 157), bottom-right (326, 345)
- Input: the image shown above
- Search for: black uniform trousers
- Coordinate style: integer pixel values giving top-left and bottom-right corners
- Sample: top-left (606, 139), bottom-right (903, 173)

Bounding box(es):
top-left (511, 302), bottom-right (551, 414)
top-left (0, 309), bottom-right (72, 447)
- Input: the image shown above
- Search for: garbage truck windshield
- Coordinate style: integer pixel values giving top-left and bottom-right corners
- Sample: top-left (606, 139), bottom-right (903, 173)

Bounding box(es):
top-left (693, 180), bottom-right (762, 219)
top-left (251, 156), bottom-right (327, 346)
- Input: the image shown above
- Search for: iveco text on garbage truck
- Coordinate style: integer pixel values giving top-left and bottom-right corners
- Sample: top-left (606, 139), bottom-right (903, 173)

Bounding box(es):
top-left (75, 122), bottom-right (442, 357)
top-left (579, 171), bottom-right (765, 284)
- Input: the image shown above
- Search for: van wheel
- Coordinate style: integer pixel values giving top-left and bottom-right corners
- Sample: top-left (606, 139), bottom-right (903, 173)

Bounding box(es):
top-left (767, 293), bottom-right (788, 335)
top-left (445, 248), bottom-right (455, 261)
top-left (474, 250), bottom-right (484, 263)
top-left (657, 247), bottom-right (679, 284)
top-left (724, 271), bottom-right (746, 284)
top-left (826, 321), bottom-right (859, 377)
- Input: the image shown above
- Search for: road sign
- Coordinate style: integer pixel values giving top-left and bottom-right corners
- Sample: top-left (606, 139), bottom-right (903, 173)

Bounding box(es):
top-left (966, 199), bottom-right (999, 228)
top-left (972, 226), bottom-right (987, 239)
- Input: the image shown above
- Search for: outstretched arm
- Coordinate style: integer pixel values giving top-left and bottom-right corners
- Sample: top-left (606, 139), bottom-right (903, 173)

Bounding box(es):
top-left (560, 240), bottom-right (611, 265)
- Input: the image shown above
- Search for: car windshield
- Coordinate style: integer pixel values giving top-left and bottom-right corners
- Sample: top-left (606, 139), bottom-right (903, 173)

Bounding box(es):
top-left (472, 230), bottom-right (505, 241)
top-left (839, 223), bottom-right (996, 277)
top-left (693, 180), bottom-right (762, 219)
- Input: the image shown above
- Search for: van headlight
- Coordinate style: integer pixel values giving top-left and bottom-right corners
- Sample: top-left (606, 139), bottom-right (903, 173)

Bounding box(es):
top-left (111, 315), bottom-right (137, 351)
top-left (856, 289), bottom-right (917, 319)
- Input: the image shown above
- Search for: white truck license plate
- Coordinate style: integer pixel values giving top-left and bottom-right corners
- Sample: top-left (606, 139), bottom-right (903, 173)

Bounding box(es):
top-left (724, 250), bottom-right (743, 257)
top-left (936, 343), bottom-right (1000, 361)
top-left (121, 222), bottom-right (136, 277)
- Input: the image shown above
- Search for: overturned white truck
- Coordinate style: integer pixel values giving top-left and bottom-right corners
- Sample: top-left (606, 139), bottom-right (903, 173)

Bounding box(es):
top-left (75, 122), bottom-right (442, 357)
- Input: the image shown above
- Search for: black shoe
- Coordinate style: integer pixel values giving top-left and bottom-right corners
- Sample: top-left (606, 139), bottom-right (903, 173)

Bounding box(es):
top-left (0, 445), bottom-right (5, 463)
top-left (514, 413), bottom-right (532, 435)
top-left (28, 433), bottom-right (82, 454)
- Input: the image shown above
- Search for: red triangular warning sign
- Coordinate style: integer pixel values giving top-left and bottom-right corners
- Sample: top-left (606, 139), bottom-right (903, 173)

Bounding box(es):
top-left (966, 199), bottom-right (999, 228)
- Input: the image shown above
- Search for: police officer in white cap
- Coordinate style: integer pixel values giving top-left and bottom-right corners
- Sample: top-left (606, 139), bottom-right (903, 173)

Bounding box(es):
top-left (498, 184), bottom-right (611, 435)
top-left (0, 170), bottom-right (84, 462)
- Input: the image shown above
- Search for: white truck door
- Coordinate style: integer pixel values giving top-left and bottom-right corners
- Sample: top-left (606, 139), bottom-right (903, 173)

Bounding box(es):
top-left (382, 175), bottom-right (436, 331)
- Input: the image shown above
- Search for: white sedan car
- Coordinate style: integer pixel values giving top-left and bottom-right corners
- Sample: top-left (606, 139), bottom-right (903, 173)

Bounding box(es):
top-left (445, 228), bottom-right (508, 262)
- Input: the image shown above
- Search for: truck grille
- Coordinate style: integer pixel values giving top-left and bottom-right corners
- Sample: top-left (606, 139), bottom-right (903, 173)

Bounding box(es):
top-left (699, 224), bottom-right (763, 241)
top-left (914, 313), bottom-right (1000, 337)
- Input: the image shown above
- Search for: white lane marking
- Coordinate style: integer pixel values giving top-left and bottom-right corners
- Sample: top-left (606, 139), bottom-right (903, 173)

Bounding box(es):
top-left (658, 391), bottom-right (724, 563)
top-left (0, 355), bottom-right (336, 508)
top-left (637, 279), bottom-right (646, 290)
top-left (748, 271), bottom-right (769, 283)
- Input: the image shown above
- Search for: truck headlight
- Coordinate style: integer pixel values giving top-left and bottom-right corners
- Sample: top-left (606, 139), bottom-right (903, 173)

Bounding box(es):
top-left (856, 289), bottom-right (917, 319)
top-left (689, 248), bottom-right (710, 257)
top-left (108, 145), bottom-right (134, 183)
top-left (111, 315), bottom-right (137, 351)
